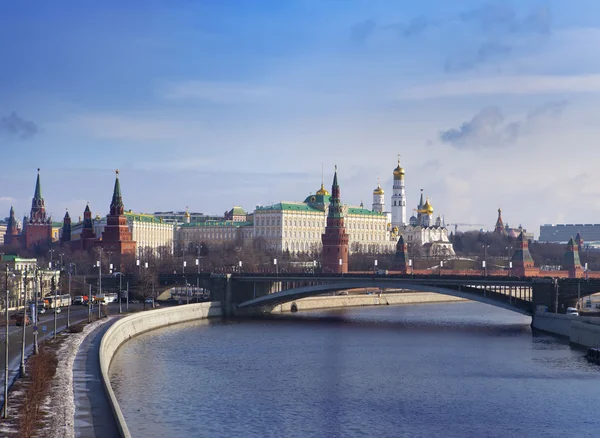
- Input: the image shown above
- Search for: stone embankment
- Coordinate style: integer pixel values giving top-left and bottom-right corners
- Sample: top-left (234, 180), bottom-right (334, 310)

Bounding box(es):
top-left (100, 302), bottom-right (222, 438)
top-left (533, 312), bottom-right (600, 348)
top-left (270, 291), bottom-right (466, 313)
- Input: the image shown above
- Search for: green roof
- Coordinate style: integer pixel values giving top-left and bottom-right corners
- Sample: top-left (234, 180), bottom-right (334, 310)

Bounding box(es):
top-left (229, 206), bottom-right (247, 216)
top-left (52, 222), bottom-right (63, 228)
top-left (347, 207), bottom-right (386, 217)
top-left (256, 202), bottom-right (386, 217)
top-left (180, 220), bottom-right (253, 228)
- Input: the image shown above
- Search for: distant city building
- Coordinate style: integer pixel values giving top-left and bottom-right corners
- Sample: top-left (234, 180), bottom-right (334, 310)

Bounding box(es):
top-left (539, 224), bottom-right (600, 244)
top-left (0, 221), bottom-right (6, 244)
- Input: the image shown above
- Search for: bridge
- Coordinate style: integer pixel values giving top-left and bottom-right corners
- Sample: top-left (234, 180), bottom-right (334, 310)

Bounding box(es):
top-left (77, 272), bottom-right (600, 318)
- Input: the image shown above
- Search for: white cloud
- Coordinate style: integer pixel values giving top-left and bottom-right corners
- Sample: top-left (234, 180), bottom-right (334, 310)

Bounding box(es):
top-left (0, 196), bottom-right (16, 202)
top-left (394, 74), bottom-right (600, 100)
top-left (160, 81), bottom-right (275, 104)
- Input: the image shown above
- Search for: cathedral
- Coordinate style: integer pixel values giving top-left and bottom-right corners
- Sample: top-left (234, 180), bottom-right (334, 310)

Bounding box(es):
top-left (377, 157), bottom-right (455, 258)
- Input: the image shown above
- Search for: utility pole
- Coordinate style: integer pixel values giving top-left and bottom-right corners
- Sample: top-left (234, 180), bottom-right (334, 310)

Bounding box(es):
top-left (67, 265), bottom-right (72, 328)
top-left (3, 265), bottom-right (10, 418)
top-left (126, 282), bottom-right (129, 312)
top-left (33, 269), bottom-right (39, 355)
top-left (53, 275), bottom-right (58, 339)
top-left (119, 273), bottom-right (122, 314)
top-left (88, 284), bottom-right (92, 323)
top-left (19, 269), bottom-right (27, 378)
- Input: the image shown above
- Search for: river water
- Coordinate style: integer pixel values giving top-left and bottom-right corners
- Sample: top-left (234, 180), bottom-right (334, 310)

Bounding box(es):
top-left (109, 302), bottom-right (600, 438)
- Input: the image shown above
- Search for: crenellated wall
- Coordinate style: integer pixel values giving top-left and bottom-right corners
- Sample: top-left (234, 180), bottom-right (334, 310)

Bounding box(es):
top-left (99, 302), bottom-right (222, 438)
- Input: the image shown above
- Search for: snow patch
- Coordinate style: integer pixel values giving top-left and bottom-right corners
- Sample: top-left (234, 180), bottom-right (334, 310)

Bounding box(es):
top-left (41, 317), bottom-right (114, 438)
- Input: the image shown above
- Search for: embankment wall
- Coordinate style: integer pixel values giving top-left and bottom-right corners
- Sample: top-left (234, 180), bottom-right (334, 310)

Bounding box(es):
top-left (533, 312), bottom-right (600, 348)
top-left (271, 292), bottom-right (466, 313)
top-left (99, 302), bottom-right (222, 438)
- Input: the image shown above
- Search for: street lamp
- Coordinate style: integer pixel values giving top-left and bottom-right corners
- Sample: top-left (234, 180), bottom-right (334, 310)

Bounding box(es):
top-left (440, 260), bottom-right (444, 276)
top-left (19, 269), bottom-right (28, 378)
top-left (238, 260), bottom-right (242, 273)
top-left (114, 272), bottom-right (124, 314)
top-left (409, 259), bottom-right (413, 277)
top-left (3, 265), bottom-right (15, 418)
top-left (49, 249), bottom-right (55, 269)
top-left (482, 244), bottom-right (489, 276)
top-left (374, 259), bottom-right (378, 275)
top-left (274, 258), bottom-right (278, 275)
top-left (183, 260), bottom-right (187, 275)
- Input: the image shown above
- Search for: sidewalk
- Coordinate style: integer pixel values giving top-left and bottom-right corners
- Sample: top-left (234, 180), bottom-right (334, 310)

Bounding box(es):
top-left (73, 318), bottom-right (121, 438)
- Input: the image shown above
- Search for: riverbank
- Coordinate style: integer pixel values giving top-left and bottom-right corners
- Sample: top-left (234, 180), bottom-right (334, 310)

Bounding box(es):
top-left (533, 312), bottom-right (600, 348)
top-left (268, 291), bottom-right (467, 313)
top-left (100, 302), bottom-right (222, 438)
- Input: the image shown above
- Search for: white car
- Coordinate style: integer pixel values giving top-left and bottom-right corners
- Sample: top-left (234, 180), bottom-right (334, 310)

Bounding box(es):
top-left (566, 307), bottom-right (579, 316)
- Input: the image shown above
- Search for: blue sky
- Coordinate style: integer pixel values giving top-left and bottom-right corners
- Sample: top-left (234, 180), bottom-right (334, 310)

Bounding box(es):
top-left (2, 0), bottom-right (600, 237)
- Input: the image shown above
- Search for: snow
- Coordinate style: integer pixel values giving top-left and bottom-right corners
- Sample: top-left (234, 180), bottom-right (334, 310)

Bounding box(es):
top-left (40, 317), bottom-right (114, 438)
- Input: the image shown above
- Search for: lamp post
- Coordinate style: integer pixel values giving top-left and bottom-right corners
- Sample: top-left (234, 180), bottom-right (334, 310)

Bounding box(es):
top-left (53, 271), bottom-right (58, 339)
top-left (19, 269), bottom-right (28, 378)
top-left (274, 258), bottom-right (278, 275)
top-left (339, 258), bottom-right (342, 277)
top-left (3, 265), bottom-right (12, 418)
top-left (183, 260), bottom-right (186, 275)
top-left (49, 249), bottom-right (55, 270)
top-left (34, 269), bottom-right (41, 355)
top-left (196, 258), bottom-right (200, 298)
top-left (506, 246), bottom-right (512, 275)
top-left (238, 260), bottom-right (242, 273)
top-left (482, 244), bottom-right (489, 276)
top-left (374, 259), bottom-right (378, 276)
top-left (67, 263), bottom-right (73, 327)
top-left (440, 260), bottom-right (444, 276)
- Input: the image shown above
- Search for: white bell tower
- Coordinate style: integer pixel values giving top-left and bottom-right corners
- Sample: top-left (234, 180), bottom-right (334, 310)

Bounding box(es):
top-left (391, 155), bottom-right (406, 228)
top-left (372, 178), bottom-right (385, 213)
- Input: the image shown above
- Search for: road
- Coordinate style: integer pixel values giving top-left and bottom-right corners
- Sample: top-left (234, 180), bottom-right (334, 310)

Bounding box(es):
top-left (0, 302), bottom-right (145, 408)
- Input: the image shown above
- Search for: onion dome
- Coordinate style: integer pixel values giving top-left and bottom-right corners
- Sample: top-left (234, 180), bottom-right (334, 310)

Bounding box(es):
top-left (393, 156), bottom-right (405, 180)
top-left (373, 182), bottom-right (384, 195)
top-left (316, 183), bottom-right (330, 196)
top-left (423, 198), bottom-right (434, 214)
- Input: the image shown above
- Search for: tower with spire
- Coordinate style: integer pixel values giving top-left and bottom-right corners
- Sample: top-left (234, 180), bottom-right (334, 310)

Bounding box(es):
top-left (511, 232), bottom-right (537, 277)
top-left (61, 209), bottom-right (71, 243)
top-left (24, 169), bottom-right (53, 249)
top-left (563, 237), bottom-right (584, 278)
top-left (494, 208), bottom-right (508, 236)
top-left (99, 170), bottom-right (136, 271)
top-left (372, 178), bottom-right (385, 213)
top-left (4, 206), bottom-right (21, 246)
top-left (321, 166), bottom-right (349, 274)
top-left (391, 155), bottom-right (406, 228)
top-left (395, 234), bottom-right (409, 273)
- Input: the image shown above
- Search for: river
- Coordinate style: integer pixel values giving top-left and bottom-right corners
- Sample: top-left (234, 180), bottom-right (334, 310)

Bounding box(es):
top-left (109, 302), bottom-right (600, 437)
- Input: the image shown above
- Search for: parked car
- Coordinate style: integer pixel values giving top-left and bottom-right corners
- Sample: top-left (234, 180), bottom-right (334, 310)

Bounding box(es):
top-left (566, 307), bottom-right (579, 316)
top-left (15, 313), bottom-right (31, 326)
top-left (73, 296), bottom-right (84, 305)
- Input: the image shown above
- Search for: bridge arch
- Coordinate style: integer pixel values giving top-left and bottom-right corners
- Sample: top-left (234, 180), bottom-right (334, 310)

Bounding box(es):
top-left (237, 281), bottom-right (532, 316)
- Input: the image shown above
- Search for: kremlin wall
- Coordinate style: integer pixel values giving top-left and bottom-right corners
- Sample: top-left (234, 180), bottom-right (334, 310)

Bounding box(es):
top-left (0, 160), bottom-right (591, 279)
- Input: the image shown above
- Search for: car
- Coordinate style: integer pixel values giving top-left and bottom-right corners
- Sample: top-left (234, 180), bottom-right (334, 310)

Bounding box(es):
top-left (15, 314), bottom-right (31, 326)
top-left (566, 307), bottom-right (579, 316)
top-left (73, 296), bottom-right (84, 305)
top-left (144, 298), bottom-right (154, 304)
top-left (38, 306), bottom-right (46, 314)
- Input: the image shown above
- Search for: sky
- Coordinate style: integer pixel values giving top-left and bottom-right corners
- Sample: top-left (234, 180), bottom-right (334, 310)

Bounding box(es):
top-left (2, 0), bottom-right (600, 238)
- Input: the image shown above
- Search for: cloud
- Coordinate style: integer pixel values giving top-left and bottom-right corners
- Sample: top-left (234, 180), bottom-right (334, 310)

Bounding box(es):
top-left (394, 74), bottom-right (600, 100)
top-left (444, 41), bottom-right (511, 72)
top-left (460, 3), bottom-right (517, 29)
top-left (439, 101), bottom-right (567, 149)
top-left (402, 16), bottom-right (429, 37)
top-left (0, 112), bottom-right (38, 139)
top-left (511, 6), bottom-right (552, 35)
top-left (0, 196), bottom-right (16, 202)
top-left (160, 81), bottom-right (273, 103)
top-left (460, 3), bottom-right (551, 35)
top-left (350, 19), bottom-right (376, 44)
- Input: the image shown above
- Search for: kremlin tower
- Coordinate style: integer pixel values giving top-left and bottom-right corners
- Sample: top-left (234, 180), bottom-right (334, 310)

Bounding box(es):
top-left (4, 206), bottom-right (20, 246)
top-left (372, 178), bottom-right (384, 213)
top-left (61, 209), bottom-right (71, 243)
top-left (321, 166), bottom-right (349, 274)
top-left (395, 234), bottom-right (409, 273)
top-left (391, 155), bottom-right (407, 228)
top-left (511, 232), bottom-right (536, 276)
top-left (24, 169), bottom-right (52, 249)
top-left (563, 237), bottom-right (583, 278)
top-left (98, 170), bottom-right (136, 272)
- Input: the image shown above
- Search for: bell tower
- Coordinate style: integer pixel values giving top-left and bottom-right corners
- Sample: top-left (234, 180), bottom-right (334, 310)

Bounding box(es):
top-left (391, 155), bottom-right (406, 228)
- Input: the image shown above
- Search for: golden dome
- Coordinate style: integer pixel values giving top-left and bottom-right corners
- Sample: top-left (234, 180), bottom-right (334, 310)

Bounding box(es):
top-left (373, 180), bottom-right (384, 196)
top-left (393, 156), bottom-right (405, 180)
top-left (316, 183), bottom-right (330, 196)
top-left (423, 198), bottom-right (434, 214)
top-left (184, 206), bottom-right (190, 218)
